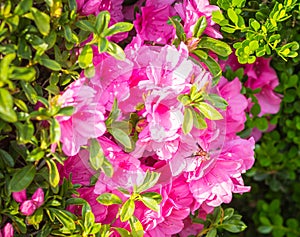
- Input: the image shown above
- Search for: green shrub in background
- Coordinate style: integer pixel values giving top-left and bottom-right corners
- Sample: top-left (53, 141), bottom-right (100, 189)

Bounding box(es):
top-left (213, 0), bottom-right (300, 236)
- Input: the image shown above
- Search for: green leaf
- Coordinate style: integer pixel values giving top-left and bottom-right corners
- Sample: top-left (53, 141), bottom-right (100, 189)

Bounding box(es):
top-left (140, 192), bottom-right (162, 204)
top-left (101, 157), bottom-right (114, 177)
top-left (195, 102), bottom-right (223, 120)
top-left (120, 199), bottom-right (135, 222)
top-left (89, 138), bottom-right (105, 171)
top-left (140, 196), bottom-right (160, 212)
top-left (111, 127), bottom-right (132, 150)
top-left (114, 228), bottom-right (131, 237)
top-left (49, 118), bottom-right (61, 144)
top-left (15, 121), bottom-right (34, 144)
top-left (40, 58), bottom-right (62, 71)
top-left (191, 109), bottom-right (207, 129)
top-left (27, 147), bottom-right (45, 162)
top-left (200, 55), bottom-right (222, 86)
top-left (27, 208), bottom-right (43, 225)
top-left (95, 10), bottom-right (111, 35)
top-left (14, 0), bottom-right (33, 15)
top-left (198, 37), bottom-right (232, 57)
top-left (169, 17), bottom-right (186, 42)
top-left (257, 225), bottom-right (273, 234)
top-left (182, 107), bottom-right (194, 134)
top-left (78, 45), bottom-right (93, 69)
top-left (10, 164), bottom-right (36, 192)
top-left (220, 220), bottom-right (247, 233)
top-left (9, 66), bottom-right (36, 81)
top-left (48, 208), bottom-right (76, 230)
top-left (136, 171), bottom-right (160, 193)
top-left (98, 37), bottom-right (109, 53)
top-left (106, 42), bottom-right (126, 60)
top-left (56, 106), bottom-right (74, 116)
top-left (63, 25), bottom-right (73, 42)
top-left (76, 20), bottom-right (95, 32)
top-left (129, 216), bottom-right (144, 237)
top-left (228, 8), bottom-right (239, 25)
top-left (206, 93), bottom-right (228, 110)
top-left (0, 149), bottom-right (15, 167)
top-left (0, 53), bottom-right (16, 82)
top-left (46, 158), bottom-right (60, 187)
top-left (103, 22), bottom-right (133, 36)
top-left (17, 38), bottom-right (32, 60)
top-left (0, 88), bottom-right (17, 122)
top-left (193, 16), bottom-right (207, 38)
top-left (206, 228), bottom-right (217, 237)
top-left (96, 193), bottom-right (122, 205)
top-left (31, 7), bottom-right (50, 36)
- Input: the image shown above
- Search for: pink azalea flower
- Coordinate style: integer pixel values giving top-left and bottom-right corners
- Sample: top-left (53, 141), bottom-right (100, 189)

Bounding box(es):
top-left (76, 0), bottom-right (123, 22)
top-left (217, 77), bottom-right (248, 137)
top-left (56, 79), bottom-right (106, 156)
top-left (134, 4), bottom-right (176, 44)
top-left (189, 137), bottom-right (255, 208)
top-left (13, 188), bottom-right (44, 216)
top-left (244, 57), bottom-right (281, 116)
top-left (175, 0), bottom-right (222, 39)
top-left (0, 223), bottom-right (14, 237)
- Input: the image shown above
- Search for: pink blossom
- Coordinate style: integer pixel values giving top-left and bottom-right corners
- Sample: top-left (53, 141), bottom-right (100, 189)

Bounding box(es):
top-left (13, 188), bottom-right (44, 216)
top-left (175, 0), bottom-right (222, 39)
top-left (217, 77), bottom-right (248, 137)
top-left (134, 4), bottom-right (176, 44)
top-left (12, 189), bottom-right (27, 203)
top-left (0, 223), bottom-right (14, 237)
top-left (57, 79), bottom-right (106, 156)
top-left (189, 137), bottom-right (255, 208)
top-left (76, 0), bottom-right (123, 22)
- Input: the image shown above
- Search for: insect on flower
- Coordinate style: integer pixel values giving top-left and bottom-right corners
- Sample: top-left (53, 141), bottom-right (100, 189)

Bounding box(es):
top-left (185, 143), bottom-right (210, 161)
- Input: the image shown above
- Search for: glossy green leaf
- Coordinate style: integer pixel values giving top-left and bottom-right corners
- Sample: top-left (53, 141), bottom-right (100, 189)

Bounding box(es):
top-left (96, 193), bottom-right (122, 205)
top-left (198, 37), bottom-right (232, 57)
top-left (136, 171), bottom-right (160, 193)
top-left (76, 20), bottom-right (95, 32)
top-left (40, 58), bottom-right (62, 71)
top-left (169, 17), bottom-right (186, 42)
top-left (200, 55), bottom-right (222, 86)
top-left (31, 7), bottom-right (50, 36)
top-left (193, 16), bottom-right (207, 38)
top-left (0, 53), bottom-right (16, 82)
top-left (10, 164), bottom-right (36, 192)
top-left (114, 228), bottom-right (131, 237)
top-left (140, 196), bottom-right (160, 212)
top-left (98, 37), bottom-right (109, 53)
top-left (17, 38), bottom-right (32, 60)
top-left (120, 199), bottom-right (135, 222)
top-left (106, 42), bottom-right (126, 60)
top-left (228, 8), bottom-right (239, 25)
top-left (129, 216), bottom-right (144, 237)
top-left (220, 220), bottom-right (247, 233)
top-left (89, 138), bottom-right (104, 170)
top-left (0, 149), bottom-right (15, 167)
top-left (101, 157), bottom-right (114, 177)
top-left (103, 22), bottom-right (133, 36)
top-left (140, 192), bottom-right (162, 204)
top-left (95, 10), bottom-right (110, 35)
top-left (195, 102), bottom-right (223, 120)
top-left (0, 88), bottom-right (17, 122)
top-left (48, 208), bottom-right (76, 230)
top-left (14, 0), bottom-right (33, 15)
top-left (206, 228), bottom-right (217, 237)
top-left (27, 147), bottom-right (45, 162)
top-left (15, 121), bottom-right (34, 143)
top-left (182, 107), bottom-right (194, 134)
top-left (78, 45), bottom-right (93, 69)
top-left (50, 118), bottom-right (61, 144)
top-left (27, 208), bottom-right (43, 225)
top-left (191, 110), bottom-right (207, 129)
top-left (46, 158), bottom-right (60, 187)
top-left (9, 66), bottom-right (36, 81)
top-left (111, 127), bottom-right (132, 150)
top-left (206, 93), bottom-right (228, 110)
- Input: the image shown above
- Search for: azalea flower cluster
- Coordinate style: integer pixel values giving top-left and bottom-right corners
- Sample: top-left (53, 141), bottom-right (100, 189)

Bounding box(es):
top-left (51, 0), bottom-right (281, 236)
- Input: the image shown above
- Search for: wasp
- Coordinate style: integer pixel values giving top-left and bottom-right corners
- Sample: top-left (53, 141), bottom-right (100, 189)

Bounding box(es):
top-left (185, 143), bottom-right (210, 161)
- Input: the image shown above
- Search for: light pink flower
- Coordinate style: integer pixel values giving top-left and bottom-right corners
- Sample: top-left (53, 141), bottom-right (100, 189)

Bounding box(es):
top-left (175, 0), bottom-right (222, 39)
top-left (189, 137), bottom-right (255, 208)
top-left (57, 79), bottom-right (106, 156)
top-left (134, 4), bottom-right (176, 44)
top-left (0, 223), bottom-right (14, 237)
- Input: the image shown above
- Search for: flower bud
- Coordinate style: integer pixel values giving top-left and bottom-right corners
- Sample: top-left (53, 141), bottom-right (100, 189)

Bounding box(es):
top-left (2, 223), bottom-right (14, 237)
top-left (20, 200), bottom-right (37, 216)
top-left (31, 188), bottom-right (44, 208)
top-left (12, 190), bottom-right (27, 203)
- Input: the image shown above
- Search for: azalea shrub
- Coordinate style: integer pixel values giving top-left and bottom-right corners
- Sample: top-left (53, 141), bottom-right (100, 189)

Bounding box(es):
top-left (0, 0), bottom-right (299, 237)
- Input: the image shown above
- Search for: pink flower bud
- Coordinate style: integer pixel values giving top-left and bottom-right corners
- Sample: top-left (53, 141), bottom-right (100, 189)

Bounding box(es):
top-left (31, 188), bottom-right (44, 208)
top-left (20, 200), bottom-right (36, 216)
top-left (2, 223), bottom-right (14, 237)
top-left (12, 190), bottom-right (27, 203)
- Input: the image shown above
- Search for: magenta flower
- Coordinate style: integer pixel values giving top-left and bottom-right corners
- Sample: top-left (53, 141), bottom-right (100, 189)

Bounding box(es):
top-left (13, 188), bottom-right (44, 216)
top-left (217, 77), bottom-right (248, 137)
top-left (134, 4), bottom-right (176, 44)
top-left (0, 223), bottom-right (14, 237)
